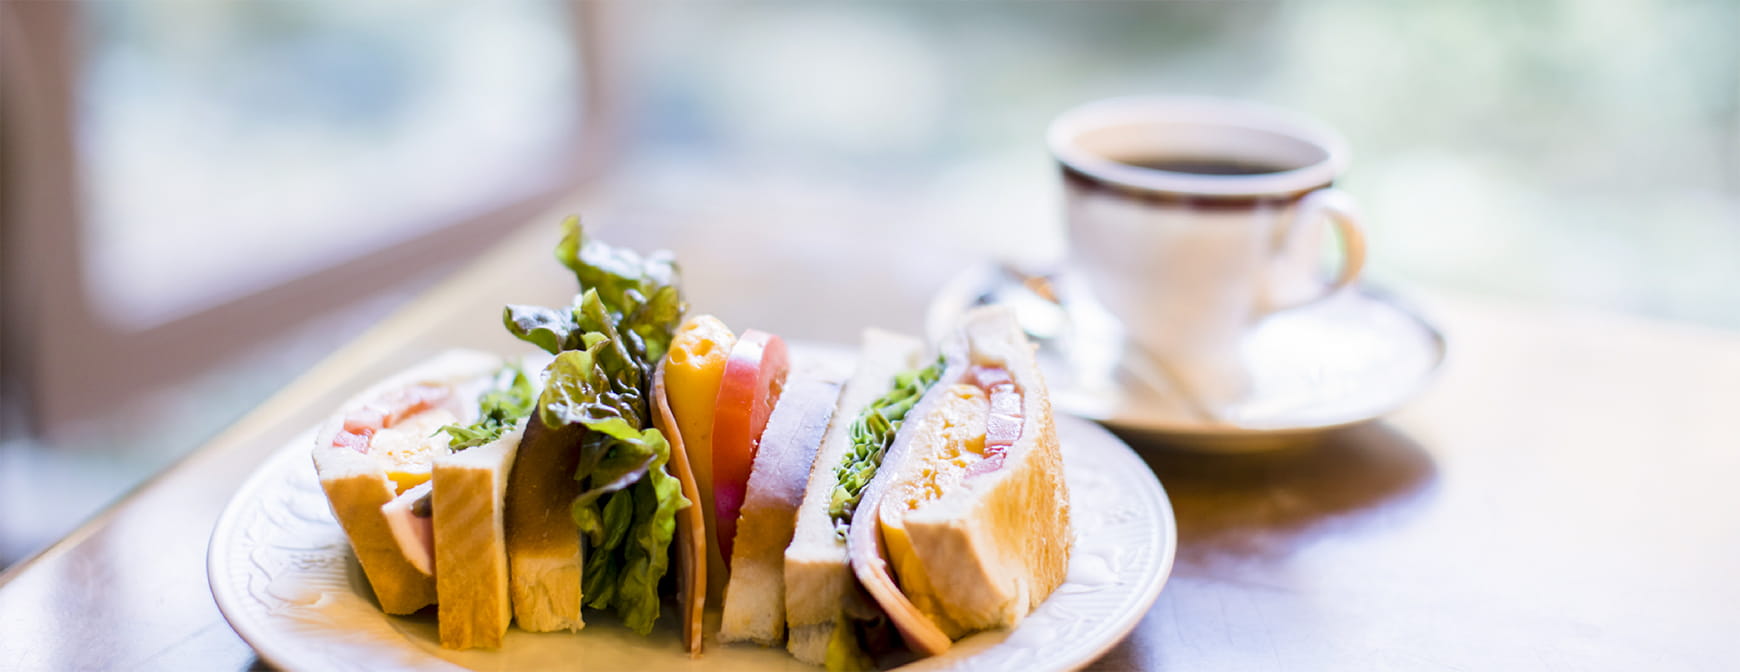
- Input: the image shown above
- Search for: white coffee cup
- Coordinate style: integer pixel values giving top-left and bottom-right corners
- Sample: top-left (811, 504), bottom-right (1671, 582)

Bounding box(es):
top-left (1048, 96), bottom-right (1366, 410)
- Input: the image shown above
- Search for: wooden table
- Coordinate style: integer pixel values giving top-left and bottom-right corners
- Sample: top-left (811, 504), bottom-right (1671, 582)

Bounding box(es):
top-left (3, 208), bottom-right (1736, 671)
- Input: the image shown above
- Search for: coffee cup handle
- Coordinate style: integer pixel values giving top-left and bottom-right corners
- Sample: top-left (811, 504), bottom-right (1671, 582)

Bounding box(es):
top-left (1267, 187), bottom-right (1367, 312)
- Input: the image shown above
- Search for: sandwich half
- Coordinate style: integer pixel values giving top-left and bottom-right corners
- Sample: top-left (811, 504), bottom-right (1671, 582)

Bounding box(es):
top-left (847, 305), bottom-right (1072, 656)
top-left (784, 329), bottom-right (929, 666)
top-left (311, 350), bottom-right (499, 615)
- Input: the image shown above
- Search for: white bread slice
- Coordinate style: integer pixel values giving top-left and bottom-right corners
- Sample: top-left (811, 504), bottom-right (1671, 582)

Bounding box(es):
top-left (719, 370), bottom-right (842, 645)
top-left (651, 359), bottom-right (709, 655)
top-left (874, 306), bottom-right (1072, 639)
top-left (505, 415), bottom-right (585, 632)
top-left (784, 330), bottom-right (923, 664)
top-left (311, 350), bottom-right (499, 615)
top-left (432, 420), bottom-right (524, 649)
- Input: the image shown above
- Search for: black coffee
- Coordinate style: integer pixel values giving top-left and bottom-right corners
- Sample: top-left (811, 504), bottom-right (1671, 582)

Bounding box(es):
top-left (1119, 156), bottom-right (1292, 176)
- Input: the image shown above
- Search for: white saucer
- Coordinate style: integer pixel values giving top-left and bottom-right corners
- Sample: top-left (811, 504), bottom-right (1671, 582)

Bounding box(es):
top-left (926, 264), bottom-right (1446, 450)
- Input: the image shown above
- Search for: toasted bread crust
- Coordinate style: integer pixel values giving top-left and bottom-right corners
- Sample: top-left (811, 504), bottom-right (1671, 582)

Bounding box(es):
top-left (911, 306), bottom-right (1070, 629)
top-left (847, 359), bottom-right (962, 657)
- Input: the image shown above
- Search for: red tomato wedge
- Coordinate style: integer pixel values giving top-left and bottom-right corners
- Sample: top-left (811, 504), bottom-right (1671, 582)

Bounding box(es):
top-left (329, 384), bottom-right (451, 453)
top-left (967, 366), bottom-right (1022, 477)
top-left (710, 329), bottom-right (790, 564)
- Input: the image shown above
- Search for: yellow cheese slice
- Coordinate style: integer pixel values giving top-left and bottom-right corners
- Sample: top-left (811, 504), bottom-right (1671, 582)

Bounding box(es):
top-left (664, 315), bottom-right (736, 600)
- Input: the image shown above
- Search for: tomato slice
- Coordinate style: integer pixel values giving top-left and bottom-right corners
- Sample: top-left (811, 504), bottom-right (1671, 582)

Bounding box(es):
top-left (967, 366), bottom-right (1021, 478)
top-left (985, 383), bottom-right (1022, 448)
top-left (329, 383), bottom-right (450, 454)
top-left (380, 384), bottom-right (450, 426)
top-left (710, 329), bottom-right (790, 564)
top-left (334, 426), bottom-right (376, 453)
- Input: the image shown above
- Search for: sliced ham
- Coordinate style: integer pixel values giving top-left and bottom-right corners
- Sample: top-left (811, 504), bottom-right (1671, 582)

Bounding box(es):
top-left (382, 481), bottom-right (437, 576)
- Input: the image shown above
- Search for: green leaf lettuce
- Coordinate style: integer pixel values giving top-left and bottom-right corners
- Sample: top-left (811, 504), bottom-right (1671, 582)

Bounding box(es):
top-left (828, 356), bottom-right (946, 535)
top-left (505, 217), bottom-right (689, 635)
top-left (438, 363), bottom-right (538, 450)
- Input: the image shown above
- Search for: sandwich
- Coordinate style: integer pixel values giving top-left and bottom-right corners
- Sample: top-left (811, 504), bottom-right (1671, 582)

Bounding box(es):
top-left (717, 305), bottom-right (1070, 669)
top-left (845, 306), bottom-right (1071, 658)
top-left (646, 304), bottom-right (1071, 669)
top-left (312, 350), bottom-right (541, 650)
top-left (650, 310), bottom-right (1067, 668)
top-left (503, 228), bottom-right (848, 654)
top-left (717, 370), bottom-right (842, 644)
top-left (312, 350), bottom-right (500, 616)
top-left (311, 217), bottom-right (1073, 668)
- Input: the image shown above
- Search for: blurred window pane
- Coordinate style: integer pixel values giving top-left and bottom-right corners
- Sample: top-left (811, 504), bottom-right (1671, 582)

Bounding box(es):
top-left (77, 0), bottom-right (582, 329)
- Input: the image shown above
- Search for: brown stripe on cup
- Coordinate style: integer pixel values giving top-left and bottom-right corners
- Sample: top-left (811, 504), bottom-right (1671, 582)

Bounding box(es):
top-left (1060, 163), bottom-right (1324, 211)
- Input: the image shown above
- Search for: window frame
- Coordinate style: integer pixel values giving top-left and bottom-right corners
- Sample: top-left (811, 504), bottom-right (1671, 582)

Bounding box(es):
top-left (0, 1), bottom-right (621, 437)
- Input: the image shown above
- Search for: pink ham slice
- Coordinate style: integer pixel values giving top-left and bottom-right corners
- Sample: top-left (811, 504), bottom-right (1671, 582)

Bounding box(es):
top-left (381, 481), bottom-right (437, 576)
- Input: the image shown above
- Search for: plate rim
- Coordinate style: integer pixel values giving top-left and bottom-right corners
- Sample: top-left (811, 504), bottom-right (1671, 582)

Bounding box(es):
top-left (207, 426), bottom-right (360, 672)
top-left (208, 412), bottom-right (1176, 672)
top-left (1048, 415), bottom-right (1178, 670)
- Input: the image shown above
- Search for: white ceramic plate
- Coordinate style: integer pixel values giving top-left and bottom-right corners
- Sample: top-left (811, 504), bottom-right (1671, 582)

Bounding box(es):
top-left (208, 413), bottom-right (1176, 671)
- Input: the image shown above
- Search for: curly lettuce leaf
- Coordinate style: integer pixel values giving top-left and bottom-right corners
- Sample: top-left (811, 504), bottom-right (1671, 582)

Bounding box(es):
top-left (573, 289), bottom-right (642, 385)
top-left (556, 215), bottom-right (682, 323)
top-left (538, 344), bottom-right (642, 430)
top-left (617, 439), bottom-right (683, 634)
top-left (438, 363), bottom-right (537, 450)
top-left (568, 420), bottom-right (682, 635)
top-left (624, 284), bottom-right (684, 366)
top-left (564, 416), bottom-right (664, 543)
top-left (504, 304), bottom-right (579, 355)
